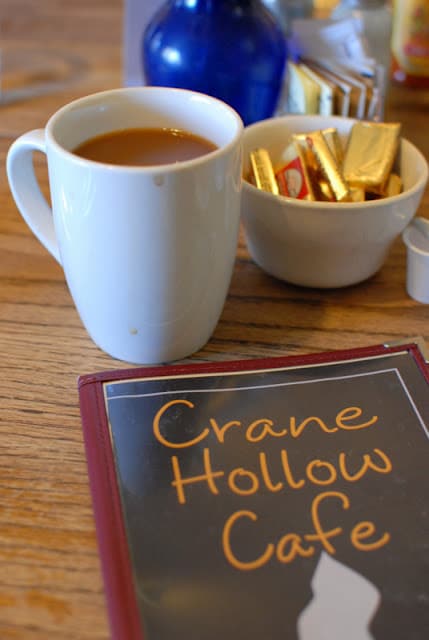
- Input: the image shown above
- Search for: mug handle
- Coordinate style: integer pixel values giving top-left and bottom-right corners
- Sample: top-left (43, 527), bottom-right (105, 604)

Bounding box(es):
top-left (6, 129), bottom-right (61, 264)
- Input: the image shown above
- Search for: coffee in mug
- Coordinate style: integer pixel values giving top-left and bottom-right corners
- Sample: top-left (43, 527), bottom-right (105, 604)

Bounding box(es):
top-left (73, 127), bottom-right (218, 166)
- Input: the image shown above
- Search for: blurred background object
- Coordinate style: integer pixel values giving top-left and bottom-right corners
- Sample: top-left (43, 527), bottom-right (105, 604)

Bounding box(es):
top-left (390, 0), bottom-right (429, 88)
top-left (124, 0), bottom-right (164, 87)
top-left (330, 0), bottom-right (392, 86)
top-left (142, 0), bottom-right (287, 126)
top-left (278, 11), bottom-right (386, 120)
top-left (261, 0), bottom-right (314, 36)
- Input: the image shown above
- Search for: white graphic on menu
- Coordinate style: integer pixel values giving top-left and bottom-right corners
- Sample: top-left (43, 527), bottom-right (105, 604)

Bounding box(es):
top-left (297, 552), bottom-right (381, 639)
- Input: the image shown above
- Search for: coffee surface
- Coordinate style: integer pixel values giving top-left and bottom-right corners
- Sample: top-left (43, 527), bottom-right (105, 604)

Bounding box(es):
top-left (73, 127), bottom-right (217, 166)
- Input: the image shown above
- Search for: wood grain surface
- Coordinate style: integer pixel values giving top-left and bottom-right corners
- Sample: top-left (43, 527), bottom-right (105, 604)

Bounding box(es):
top-left (1, 2), bottom-right (429, 638)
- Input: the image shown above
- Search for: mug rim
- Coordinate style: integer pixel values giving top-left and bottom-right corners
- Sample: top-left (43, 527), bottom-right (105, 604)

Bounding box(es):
top-left (44, 86), bottom-right (244, 173)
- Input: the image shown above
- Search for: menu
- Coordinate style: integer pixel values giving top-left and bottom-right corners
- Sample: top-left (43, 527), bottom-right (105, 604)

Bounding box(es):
top-left (78, 341), bottom-right (429, 639)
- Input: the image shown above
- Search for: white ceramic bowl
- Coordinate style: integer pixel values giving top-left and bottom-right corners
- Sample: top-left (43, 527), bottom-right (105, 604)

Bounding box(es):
top-left (241, 115), bottom-right (429, 288)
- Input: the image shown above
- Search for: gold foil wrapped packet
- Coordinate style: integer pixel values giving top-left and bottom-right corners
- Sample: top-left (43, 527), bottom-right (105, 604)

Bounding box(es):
top-left (246, 121), bottom-right (402, 203)
top-left (342, 122), bottom-right (401, 195)
top-left (249, 148), bottom-right (279, 195)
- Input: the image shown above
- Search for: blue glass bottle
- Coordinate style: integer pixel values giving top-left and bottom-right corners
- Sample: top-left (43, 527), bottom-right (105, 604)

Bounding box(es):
top-left (142, 0), bottom-right (287, 125)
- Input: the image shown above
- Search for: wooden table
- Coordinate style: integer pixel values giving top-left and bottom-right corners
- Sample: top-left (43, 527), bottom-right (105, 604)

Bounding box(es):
top-left (1, 2), bottom-right (429, 638)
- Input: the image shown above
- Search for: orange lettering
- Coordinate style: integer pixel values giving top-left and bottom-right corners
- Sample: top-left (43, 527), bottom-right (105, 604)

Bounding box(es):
top-left (222, 510), bottom-right (274, 570)
top-left (209, 419), bottom-right (241, 443)
top-left (171, 448), bottom-right (223, 504)
top-left (351, 521), bottom-right (391, 551)
top-left (153, 399), bottom-right (208, 449)
top-left (306, 491), bottom-right (349, 554)
top-left (290, 416), bottom-right (338, 438)
top-left (339, 448), bottom-right (392, 483)
top-left (276, 534), bottom-right (315, 563)
top-left (259, 452), bottom-right (283, 492)
top-left (280, 449), bottom-right (305, 489)
top-left (337, 406), bottom-right (378, 431)
top-left (246, 419), bottom-right (287, 443)
top-left (306, 459), bottom-right (337, 486)
top-left (228, 468), bottom-right (259, 496)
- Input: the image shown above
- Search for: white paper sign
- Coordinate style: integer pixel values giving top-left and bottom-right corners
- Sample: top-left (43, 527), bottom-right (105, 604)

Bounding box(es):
top-left (123, 0), bottom-right (165, 86)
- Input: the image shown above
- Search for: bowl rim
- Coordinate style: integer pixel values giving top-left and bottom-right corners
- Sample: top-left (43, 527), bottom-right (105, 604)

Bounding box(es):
top-left (242, 115), bottom-right (429, 209)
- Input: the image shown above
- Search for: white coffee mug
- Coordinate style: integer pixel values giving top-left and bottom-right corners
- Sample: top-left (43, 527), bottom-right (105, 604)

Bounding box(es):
top-left (7, 87), bottom-right (243, 364)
